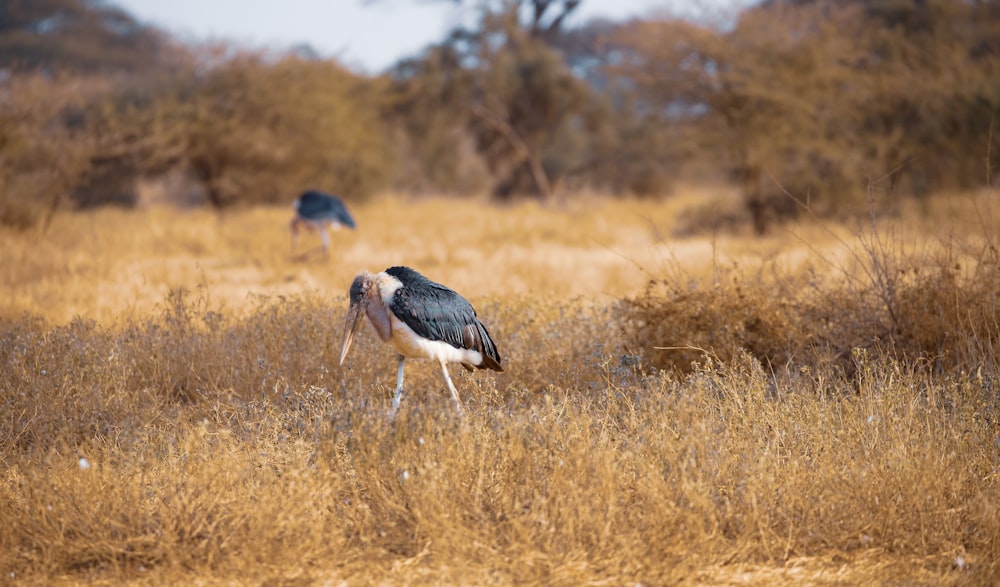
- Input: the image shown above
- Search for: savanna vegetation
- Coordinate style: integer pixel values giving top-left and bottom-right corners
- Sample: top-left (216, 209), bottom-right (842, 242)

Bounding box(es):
top-left (2, 192), bottom-right (1000, 584)
top-left (2, 0), bottom-right (1000, 584)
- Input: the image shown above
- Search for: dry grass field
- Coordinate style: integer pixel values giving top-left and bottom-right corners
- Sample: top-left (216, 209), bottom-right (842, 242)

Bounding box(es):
top-left (1, 188), bottom-right (999, 585)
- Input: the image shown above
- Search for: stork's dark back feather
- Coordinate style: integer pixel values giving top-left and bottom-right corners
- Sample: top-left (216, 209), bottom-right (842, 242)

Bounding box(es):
top-left (386, 266), bottom-right (503, 371)
top-left (295, 190), bottom-right (356, 228)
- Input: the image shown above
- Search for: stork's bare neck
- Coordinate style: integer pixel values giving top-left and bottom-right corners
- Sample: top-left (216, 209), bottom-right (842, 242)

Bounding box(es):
top-left (348, 271), bottom-right (400, 342)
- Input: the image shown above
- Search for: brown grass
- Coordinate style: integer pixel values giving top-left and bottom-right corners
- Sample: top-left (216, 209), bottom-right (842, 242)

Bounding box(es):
top-left (1, 189), bottom-right (998, 584)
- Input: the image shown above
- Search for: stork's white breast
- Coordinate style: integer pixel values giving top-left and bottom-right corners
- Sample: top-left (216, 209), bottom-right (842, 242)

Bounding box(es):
top-left (387, 313), bottom-right (484, 365)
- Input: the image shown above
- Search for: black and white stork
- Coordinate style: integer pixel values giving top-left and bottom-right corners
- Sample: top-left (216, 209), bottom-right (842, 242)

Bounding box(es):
top-left (339, 266), bottom-right (503, 418)
top-left (290, 190), bottom-right (357, 254)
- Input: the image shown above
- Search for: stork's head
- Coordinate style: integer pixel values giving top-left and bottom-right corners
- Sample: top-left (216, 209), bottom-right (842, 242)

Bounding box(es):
top-left (339, 271), bottom-right (382, 365)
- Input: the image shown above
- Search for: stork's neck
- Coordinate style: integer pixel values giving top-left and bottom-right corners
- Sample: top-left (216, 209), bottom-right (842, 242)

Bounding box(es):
top-left (365, 272), bottom-right (402, 342)
top-left (365, 298), bottom-right (392, 342)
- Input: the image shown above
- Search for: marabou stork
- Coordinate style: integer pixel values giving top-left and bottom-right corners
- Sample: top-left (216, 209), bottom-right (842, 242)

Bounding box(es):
top-left (339, 266), bottom-right (503, 418)
top-left (290, 190), bottom-right (356, 254)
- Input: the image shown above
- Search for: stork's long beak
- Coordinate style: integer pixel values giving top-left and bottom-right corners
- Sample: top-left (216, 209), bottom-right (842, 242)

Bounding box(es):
top-left (339, 301), bottom-right (365, 365)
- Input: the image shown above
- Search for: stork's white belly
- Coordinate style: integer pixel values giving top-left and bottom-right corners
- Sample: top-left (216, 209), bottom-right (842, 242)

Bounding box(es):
top-left (388, 314), bottom-right (484, 365)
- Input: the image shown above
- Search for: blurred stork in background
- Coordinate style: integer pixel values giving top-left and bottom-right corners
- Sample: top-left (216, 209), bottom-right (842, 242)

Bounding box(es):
top-left (290, 190), bottom-right (356, 257)
top-left (339, 266), bottom-right (503, 418)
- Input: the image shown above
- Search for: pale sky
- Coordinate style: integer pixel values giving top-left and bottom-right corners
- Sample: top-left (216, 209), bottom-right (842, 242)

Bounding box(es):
top-left (111, 0), bottom-right (754, 73)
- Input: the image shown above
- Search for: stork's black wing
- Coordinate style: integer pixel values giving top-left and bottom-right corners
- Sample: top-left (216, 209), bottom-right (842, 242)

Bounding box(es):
top-left (386, 266), bottom-right (502, 371)
top-left (295, 190), bottom-right (356, 228)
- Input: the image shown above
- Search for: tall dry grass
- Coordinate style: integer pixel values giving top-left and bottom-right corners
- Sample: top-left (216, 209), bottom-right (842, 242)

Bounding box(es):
top-left (1, 190), bottom-right (999, 584)
top-left (620, 191), bottom-right (1000, 376)
top-left (0, 192), bottom-right (706, 324)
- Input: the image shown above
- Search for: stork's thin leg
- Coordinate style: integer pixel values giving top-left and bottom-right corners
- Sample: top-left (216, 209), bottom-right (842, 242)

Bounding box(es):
top-left (389, 355), bottom-right (406, 419)
top-left (320, 228), bottom-right (330, 254)
top-left (439, 362), bottom-right (465, 417)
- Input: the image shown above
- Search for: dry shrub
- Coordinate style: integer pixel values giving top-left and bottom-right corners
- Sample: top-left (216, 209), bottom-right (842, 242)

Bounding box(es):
top-left (617, 270), bottom-right (812, 374)
top-left (621, 197), bottom-right (1000, 376)
top-left (886, 252), bottom-right (1000, 371)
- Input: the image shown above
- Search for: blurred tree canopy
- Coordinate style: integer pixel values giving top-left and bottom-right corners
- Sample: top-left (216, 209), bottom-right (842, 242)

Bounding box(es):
top-left (610, 0), bottom-right (1000, 231)
top-left (0, 0), bottom-right (168, 72)
top-left (386, 0), bottom-right (600, 198)
top-left (0, 0), bottom-right (391, 226)
top-left (1, 0), bottom-right (998, 232)
top-left (168, 52), bottom-right (391, 208)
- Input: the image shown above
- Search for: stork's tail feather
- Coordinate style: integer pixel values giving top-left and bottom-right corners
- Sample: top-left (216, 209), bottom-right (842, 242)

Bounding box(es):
top-left (474, 320), bottom-right (503, 372)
